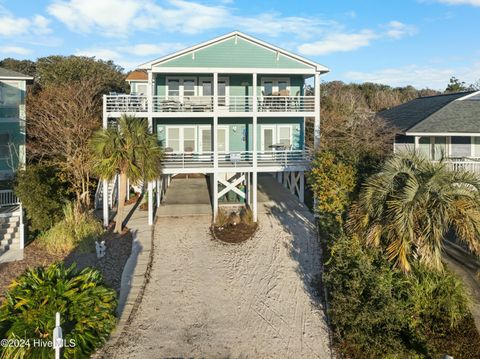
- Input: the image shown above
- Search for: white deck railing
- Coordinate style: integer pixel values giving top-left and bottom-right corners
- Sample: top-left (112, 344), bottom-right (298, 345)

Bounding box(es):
top-left (104, 94), bottom-right (315, 114)
top-left (445, 158), bottom-right (480, 173)
top-left (162, 149), bottom-right (310, 169)
top-left (0, 190), bottom-right (19, 207)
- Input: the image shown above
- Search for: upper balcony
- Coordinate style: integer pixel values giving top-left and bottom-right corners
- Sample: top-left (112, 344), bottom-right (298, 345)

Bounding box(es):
top-left (104, 94), bottom-right (315, 117)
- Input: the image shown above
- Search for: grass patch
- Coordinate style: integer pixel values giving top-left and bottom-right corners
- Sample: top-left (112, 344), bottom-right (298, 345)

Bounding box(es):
top-left (38, 203), bottom-right (104, 255)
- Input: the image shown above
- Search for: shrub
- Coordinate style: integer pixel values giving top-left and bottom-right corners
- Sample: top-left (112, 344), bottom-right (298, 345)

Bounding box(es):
top-left (14, 164), bottom-right (70, 232)
top-left (324, 235), bottom-right (474, 358)
top-left (214, 208), bottom-right (229, 227)
top-left (38, 202), bottom-right (104, 255)
top-left (309, 151), bottom-right (356, 240)
top-left (240, 207), bottom-right (254, 226)
top-left (0, 263), bottom-right (117, 358)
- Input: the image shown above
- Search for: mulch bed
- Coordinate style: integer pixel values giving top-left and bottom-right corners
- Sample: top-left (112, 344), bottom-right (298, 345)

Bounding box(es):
top-left (211, 222), bottom-right (258, 244)
top-left (0, 225), bottom-right (132, 301)
top-left (125, 194), bottom-right (140, 206)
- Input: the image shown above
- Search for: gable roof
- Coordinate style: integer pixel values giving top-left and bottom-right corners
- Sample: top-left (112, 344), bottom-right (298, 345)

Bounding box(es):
top-left (0, 67), bottom-right (33, 80)
top-left (378, 91), bottom-right (480, 134)
top-left (126, 69), bottom-right (148, 81)
top-left (138, 31), bottom-right (329, 73)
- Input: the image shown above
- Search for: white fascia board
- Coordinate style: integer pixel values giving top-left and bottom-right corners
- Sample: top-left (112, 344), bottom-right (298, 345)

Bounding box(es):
top-left (456, 90), bottom-right (480, 101)
top-left (0, 76), bottom-right (33, 80)
top-left (151, 67), bottom-right (317, 75)
top-left (138, 31), bottom-right (329, 74)
top-left (406, 132), bottom-right (480, 136)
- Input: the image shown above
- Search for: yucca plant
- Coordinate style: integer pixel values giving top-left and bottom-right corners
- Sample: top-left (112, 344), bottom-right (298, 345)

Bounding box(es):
top-left (0, 263), bottom-right (117, 358)
top-left (349, 152), bottom-right (480, 272)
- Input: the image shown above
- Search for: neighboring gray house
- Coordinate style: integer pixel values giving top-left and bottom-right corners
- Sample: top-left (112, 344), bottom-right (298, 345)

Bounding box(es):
top-left (379, 91), bottom-right (480, 172)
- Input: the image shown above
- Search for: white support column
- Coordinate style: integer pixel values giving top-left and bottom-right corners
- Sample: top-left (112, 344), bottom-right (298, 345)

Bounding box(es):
top-left (252, 73), bottom-right (258, 168)
top-left (213, 173), bottom-right (219, 219)
top-left (126, 178), bottom-right (130, 201)
top-left (102, 179), bottom-right (109, 227)
top-left (246, 172), bottom-right (250, 205)
top-left (156, 178), bottom-right (161, 207)
top-left (19, 204), bottom-right (24, 249)
top-left (213, 72), bottom-right (219, 169)
top-left (147, 71), bottom-right (154, 131)
top-left (414, 136), bottom-right (420, 152)
top-left (148, 181), bottom-right (154, 225)
top-left (299, 171), bottom-right (305, 203)
top-left (102, 95), bottom-right (108, 129)
top-left (314, 72), bottom-right (321, 149)
top-left (290, 172), bottom-right (296, 195)
top-left (252, 171), bottom-right (258, 222)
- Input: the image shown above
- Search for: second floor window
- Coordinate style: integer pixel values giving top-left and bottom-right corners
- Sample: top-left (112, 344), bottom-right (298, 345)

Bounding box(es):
top-left (0, 133), bottom-right (10, 159)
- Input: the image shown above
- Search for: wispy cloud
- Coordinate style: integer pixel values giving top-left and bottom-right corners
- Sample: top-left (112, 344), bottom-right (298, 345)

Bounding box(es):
top-left (298, 21), bottom-right (417, 56)
top-left (0, 46), bottom-right (32, 55)
top-left (344, 62), bottom-right (480, 89)
top-left (0, 6), bottom-right (51, 37)
top-left (428, 0), bottom-right (480, 6)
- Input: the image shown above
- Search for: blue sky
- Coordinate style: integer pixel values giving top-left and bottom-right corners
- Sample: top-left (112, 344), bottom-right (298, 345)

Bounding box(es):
top-left (0, 0), bottom-right (479, 89)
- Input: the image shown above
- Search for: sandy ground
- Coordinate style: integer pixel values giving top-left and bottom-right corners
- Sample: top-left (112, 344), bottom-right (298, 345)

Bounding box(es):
top-left (108, 208), bottom-right (331, 358)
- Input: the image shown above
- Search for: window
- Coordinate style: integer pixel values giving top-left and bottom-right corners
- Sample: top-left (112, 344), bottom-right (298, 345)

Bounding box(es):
top-left (433, 137), bottom-right (447, 160)
top-left (167, 79), bottom-right (180, 97)
top-left (0, 81), bottom-right (21, 106)
top-left (202, 81), bottom-right (212, 96)
top-left (261, 78), bottom-right (290, 96)
top-left (450, 136), bottom-right (471, 157)
top-left (394, 135), bottom-right (414, 154)
top-left (419, 137), bottom-right (431, 159)
top-left (0, 133), bottom-right (10, 159)
top-left (474, 137), bottom-right (480, 157)
top-left (263, 81), bottom-right (273, 96)
top-left (183, 80), bottom-right (195, 97)
top-left (166, 127), bottom-right (197, 152)
top-left (278, 126), bottom-right (292, 147)
top-left (137, 83), bottom-right (147, 95)
top-left (166, 128), bottom-right (180, 152)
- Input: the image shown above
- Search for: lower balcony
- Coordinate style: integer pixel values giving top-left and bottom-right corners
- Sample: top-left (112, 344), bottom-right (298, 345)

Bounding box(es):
top-left (162, 149), bottom-right (311, 173)
top-left (444, 157), bottom-right (480, 173)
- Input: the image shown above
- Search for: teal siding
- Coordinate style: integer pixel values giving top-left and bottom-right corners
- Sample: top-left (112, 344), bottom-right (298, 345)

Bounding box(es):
top-left (154, 117), bottom-right (304, 152)
top-left (155, 38), bottom-right (311, 69)
top-left (154, 74), bottom-right (305, 97)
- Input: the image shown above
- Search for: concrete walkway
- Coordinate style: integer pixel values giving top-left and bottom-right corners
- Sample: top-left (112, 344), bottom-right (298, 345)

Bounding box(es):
top-left (101, 178), bottom-right (331, 358)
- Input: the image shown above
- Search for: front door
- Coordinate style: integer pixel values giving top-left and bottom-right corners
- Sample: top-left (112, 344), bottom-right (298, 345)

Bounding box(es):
top-left (198, 127), bottom-right (229, 153)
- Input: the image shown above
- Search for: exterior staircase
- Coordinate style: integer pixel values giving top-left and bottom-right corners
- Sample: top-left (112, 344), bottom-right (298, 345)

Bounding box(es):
top-left (94, 176), bottom-right (118, 209)
top-left (0, 215), bottom-right (20, 254)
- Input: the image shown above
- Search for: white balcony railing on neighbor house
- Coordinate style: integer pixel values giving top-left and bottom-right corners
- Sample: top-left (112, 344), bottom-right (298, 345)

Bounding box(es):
top-left (162, 149), bottom-right (311, 169)
top-left (445, 158), bottom-right (480, 173)
top-left (105, 94), bottom-right (315, 114)
top-left (0, 190), bottom-right (19, 207)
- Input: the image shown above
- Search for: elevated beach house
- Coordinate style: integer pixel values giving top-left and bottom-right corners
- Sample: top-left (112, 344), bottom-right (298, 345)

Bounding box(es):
top-left (0, 68), bottom-right (31, 261)
top-left (379, 91), bottom-right (480, 172)
top-left (100, 31), bottom-right (328, 225)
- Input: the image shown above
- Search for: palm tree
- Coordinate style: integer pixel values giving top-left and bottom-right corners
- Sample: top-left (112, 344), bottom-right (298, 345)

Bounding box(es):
top-left (90, 115), bottom-right (162, 233)
top-left (349, 152), bottom-right (480, 272)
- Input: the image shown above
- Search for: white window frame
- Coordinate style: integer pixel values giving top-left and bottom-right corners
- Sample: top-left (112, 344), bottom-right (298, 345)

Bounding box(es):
top-left (199, 76), bottom-right (230, 109)
top-left (261, 125), bottom-right (276, 151)
top-left (198, 125), bottom-right (229, 153)
top-left (448, 136), bottom-right (473, 158)
top-left (166, 76), bottom-right (197, 100)
top-left (277, 125), bottom-right (293, 148)
top-left (261, 77), bottom-right (291, 96)
top-left (165, 125), bottom-right (197, 153)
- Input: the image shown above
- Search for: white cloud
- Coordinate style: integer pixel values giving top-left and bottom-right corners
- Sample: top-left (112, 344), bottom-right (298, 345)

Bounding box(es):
top-left (119, 43), bottom-right (185, 56)
top-left (384, 21), bottom-right (417, 39)
top-left (298, 30), bottom-right (378, 56)
top-left (0, 46), bottom-right (32, 55)
top-left (344, 63), bottom-right (480, 89)
top-left (298, 20), bottom-right (417, 56)
top-left (0, 6), bottom-right (52, 37)
top-left (431, 0), bottom-right (480, 6)
top-left (47, 0), bottom-right (334, 38)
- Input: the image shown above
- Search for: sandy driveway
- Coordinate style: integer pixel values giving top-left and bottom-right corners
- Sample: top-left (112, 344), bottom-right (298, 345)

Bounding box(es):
top-left (108, 205), bottom-right (331, 358)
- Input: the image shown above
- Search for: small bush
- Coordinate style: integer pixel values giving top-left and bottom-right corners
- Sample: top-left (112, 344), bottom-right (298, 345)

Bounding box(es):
top-left (38, 202), bottom-right (104, 255)
top-left (214, 208), bottom-right (229, 227)
top-left (240, 207), bottom-right (254, 226)
top-left (0, 263), bottom-right (117, 358)
top-left (14, 164), bottom-right (70, 232)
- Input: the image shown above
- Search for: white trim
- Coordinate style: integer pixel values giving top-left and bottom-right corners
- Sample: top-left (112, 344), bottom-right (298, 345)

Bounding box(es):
top-left (139, 31), bottom-right (329, 72)
top-left (277, 125), bottom-right (293, 147)
top-left (456, 90), bottom-right (480, 101)
top-left (165, 76), bottom-right (197, 99)
top-left (151, 67), bottom-right (317, 75)
top-left (406, 132), bottom-right (480, 136)
top-left (165, 125), bottom-right (197, 152)
top-left (261, 125), bottom-right (276, 151)
top-left (0, 76), bottom-right (32, 80)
